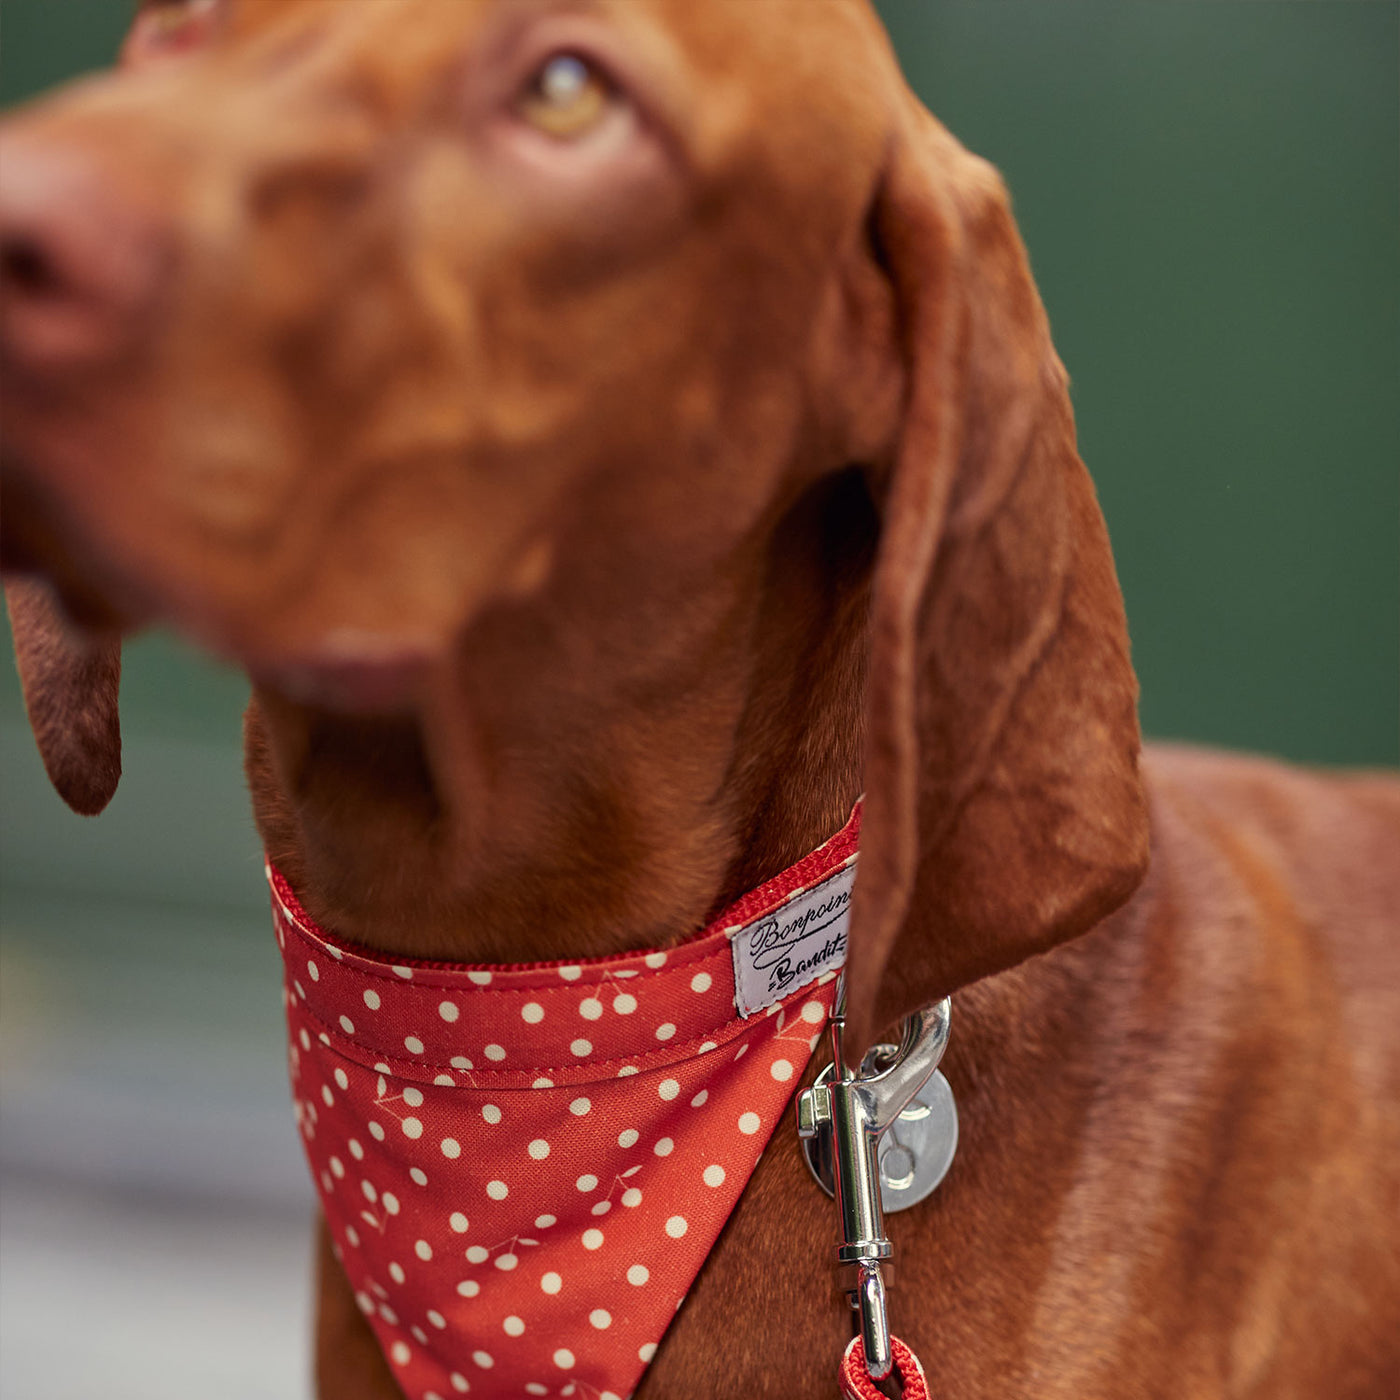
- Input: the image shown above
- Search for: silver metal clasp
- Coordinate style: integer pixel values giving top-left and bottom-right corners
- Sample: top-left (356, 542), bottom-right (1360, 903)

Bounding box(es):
top-left (796, 983), bottom-right (956, 1382)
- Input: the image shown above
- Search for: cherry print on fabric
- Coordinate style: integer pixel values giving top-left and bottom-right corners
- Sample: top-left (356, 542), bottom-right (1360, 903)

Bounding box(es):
top-left (272, 805), bottom-right (859, 1399)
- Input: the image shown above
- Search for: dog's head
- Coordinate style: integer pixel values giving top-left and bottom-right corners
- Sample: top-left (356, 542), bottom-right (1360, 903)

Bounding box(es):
top-left (1, 0), bottom-right (1147, 1049)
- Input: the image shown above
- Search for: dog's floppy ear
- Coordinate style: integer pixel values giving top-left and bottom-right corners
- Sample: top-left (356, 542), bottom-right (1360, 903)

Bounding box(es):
top-left (5, 578), bottom-right (122, 815)
top-left (844, 101), bottom-right (1150, 1055)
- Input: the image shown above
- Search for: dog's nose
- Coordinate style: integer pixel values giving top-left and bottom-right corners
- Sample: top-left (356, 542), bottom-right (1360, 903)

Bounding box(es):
top-left (0, 132), bottom-right (166, 374)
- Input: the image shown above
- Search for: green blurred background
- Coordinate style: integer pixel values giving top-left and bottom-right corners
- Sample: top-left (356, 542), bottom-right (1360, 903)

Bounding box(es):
top-left (1, 3), bottom-right (1396, 1398)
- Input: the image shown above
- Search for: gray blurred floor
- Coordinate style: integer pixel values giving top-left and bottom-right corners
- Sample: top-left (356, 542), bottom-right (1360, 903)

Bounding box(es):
top-left (1, 723), bottom-right (314, 1399)
top-left (0, 1177), bottom-right (307, 1400)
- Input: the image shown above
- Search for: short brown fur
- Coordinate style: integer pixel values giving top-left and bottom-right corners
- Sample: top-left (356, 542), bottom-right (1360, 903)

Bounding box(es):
top-left (2, 2), bottom-right (1396, 1396)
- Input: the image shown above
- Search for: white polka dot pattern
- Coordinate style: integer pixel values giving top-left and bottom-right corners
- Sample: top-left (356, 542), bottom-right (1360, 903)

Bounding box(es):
top-left (269, 804), bottom-right (859, 1400)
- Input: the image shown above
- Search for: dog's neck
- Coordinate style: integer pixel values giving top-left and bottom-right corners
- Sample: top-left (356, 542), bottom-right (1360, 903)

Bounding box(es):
top-left (244, 468), bottom-right (877, 966)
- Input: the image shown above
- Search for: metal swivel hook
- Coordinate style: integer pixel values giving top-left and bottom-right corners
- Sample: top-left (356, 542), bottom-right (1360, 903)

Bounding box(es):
top-left (796, 978), bottom-right (953, 1382)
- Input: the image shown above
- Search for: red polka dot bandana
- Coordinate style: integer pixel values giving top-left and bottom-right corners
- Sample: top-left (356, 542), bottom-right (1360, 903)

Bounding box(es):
top-left (270, 805), bottom-right (860, 1400)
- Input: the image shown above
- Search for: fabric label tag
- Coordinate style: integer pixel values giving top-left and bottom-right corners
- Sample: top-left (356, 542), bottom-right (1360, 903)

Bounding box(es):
top-left (729, 857), bottom-right (856, 1017)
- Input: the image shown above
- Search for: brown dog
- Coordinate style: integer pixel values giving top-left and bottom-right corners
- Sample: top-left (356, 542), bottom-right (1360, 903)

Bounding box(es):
top-left (3, 1), bottom-right (1398, 1396)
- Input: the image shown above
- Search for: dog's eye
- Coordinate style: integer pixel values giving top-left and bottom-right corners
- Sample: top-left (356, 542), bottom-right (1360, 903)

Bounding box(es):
top-left (517, 54), bottom-right (613, 139)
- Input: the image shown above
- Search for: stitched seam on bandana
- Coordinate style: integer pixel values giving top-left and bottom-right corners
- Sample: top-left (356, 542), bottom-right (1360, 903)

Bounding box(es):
top-left (276, 918), bottom-right (750, 1077)
top-left (287, 995), bottom-right (783, 1085)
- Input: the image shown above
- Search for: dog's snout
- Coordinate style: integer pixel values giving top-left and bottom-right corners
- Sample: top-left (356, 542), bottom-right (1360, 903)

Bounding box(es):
top-left (0, 132), bottom-right (167, 374)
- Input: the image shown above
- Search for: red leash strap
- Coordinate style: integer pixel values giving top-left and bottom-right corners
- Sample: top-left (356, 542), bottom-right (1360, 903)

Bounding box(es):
top-left (837, 1334), bottom-right (930, 1400)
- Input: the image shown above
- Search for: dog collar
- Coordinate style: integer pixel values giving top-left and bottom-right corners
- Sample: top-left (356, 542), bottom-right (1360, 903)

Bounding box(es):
top-left (270, 804), bottom-right (860, 1400)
